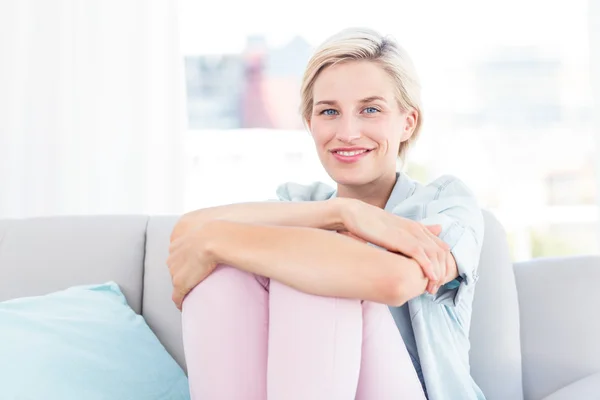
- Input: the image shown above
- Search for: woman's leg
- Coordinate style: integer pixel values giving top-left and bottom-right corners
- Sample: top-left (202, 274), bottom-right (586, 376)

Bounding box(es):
top-left (268, 280), bottom-right (426, 400)
top-left (355, 301), bottom-right (426, 400)
top-left (182, 264), bottom-right (269, 400)
top-left (267, 280), bottom-right (363, 400)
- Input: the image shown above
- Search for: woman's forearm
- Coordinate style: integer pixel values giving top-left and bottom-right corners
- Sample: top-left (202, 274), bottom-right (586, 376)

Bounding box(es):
top-left (171, 199), bottom-right (347, 242)
top-left (202, 220), bottom-right (428, 306)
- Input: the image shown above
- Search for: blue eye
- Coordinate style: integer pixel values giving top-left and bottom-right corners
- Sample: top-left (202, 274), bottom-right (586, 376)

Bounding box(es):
top-left (363, 107), bottom-right (379, 114)
top-left (321, 109), bottom-right (338, 116)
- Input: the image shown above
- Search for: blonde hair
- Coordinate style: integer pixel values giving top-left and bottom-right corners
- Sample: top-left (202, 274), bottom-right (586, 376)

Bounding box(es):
top-left (300, 27), bottom-right (423, 161)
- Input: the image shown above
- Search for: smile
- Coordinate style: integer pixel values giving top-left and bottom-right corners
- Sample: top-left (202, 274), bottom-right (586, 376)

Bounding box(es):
top-left (335, 149), bottom-right (368, 156)
top-left (329, 148), bottom-right (373, 163)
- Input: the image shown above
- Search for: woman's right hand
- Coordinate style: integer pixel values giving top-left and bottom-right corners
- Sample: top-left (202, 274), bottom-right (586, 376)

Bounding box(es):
top-left (338, 198), bottom-right (450, 294)
top-left (168, 223), bottom-right (220, 310)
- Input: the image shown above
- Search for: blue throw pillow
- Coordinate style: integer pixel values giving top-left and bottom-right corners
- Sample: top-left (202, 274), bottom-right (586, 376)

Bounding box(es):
top-left (0, 282), bottom-right (190, 400)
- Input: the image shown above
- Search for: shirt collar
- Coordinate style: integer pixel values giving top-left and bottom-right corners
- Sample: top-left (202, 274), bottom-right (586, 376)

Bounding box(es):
top-left (384, 172), bottom-right (415, 212)
top-left (329, 172), bottom-right (414, 210)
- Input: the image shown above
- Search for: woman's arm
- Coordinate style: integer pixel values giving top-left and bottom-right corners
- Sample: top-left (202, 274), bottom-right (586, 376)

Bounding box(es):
top-left (171, 199), bottom-right (347, 242)
top-left (200, 219), bottom-right (429, 306)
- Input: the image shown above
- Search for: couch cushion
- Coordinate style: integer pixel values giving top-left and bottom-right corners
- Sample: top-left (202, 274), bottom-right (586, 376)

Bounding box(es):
top-left (143, 216), bottom-right (186, 370)
top-left (469, 211), bottom-right (524, 400)
top-left (541, 372), bottom-right (600, 400)
top-left (0, 281), bottom-right (190, 399)
top-left (0, 215), bottom-right (147, 313)
top-left (515, 255), bottom-right (600, 400)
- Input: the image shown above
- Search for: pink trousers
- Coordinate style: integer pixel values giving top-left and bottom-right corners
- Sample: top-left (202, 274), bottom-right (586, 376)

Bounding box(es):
top-left (182, 265), bottom-right (426, 400)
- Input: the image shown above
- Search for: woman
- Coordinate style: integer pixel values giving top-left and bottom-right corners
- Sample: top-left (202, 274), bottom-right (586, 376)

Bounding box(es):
top-left (168, 27), bottom-right (486, 400)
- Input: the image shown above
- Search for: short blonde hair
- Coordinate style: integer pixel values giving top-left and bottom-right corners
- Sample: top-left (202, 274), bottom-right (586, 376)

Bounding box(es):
top-left (300, 27), bottom-right (423, 161)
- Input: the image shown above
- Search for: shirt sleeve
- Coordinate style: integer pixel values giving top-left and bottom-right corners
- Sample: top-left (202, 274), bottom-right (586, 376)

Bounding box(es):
top-left (410, 176), bottom-right (485, 307)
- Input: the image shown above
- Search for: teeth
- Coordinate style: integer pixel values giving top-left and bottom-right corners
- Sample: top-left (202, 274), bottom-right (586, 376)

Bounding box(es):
top-left (336, 150), bottom-right (367, 156)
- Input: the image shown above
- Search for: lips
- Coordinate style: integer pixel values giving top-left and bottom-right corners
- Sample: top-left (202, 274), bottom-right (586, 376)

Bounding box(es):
top-left (333, 149), bottom-right (369, 156)
top-left (329, 147), bottom-right (373, 163)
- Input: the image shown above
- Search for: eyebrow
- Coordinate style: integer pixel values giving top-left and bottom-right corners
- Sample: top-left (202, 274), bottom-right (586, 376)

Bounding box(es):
top-left (314, 96), bottom-right (388, 106)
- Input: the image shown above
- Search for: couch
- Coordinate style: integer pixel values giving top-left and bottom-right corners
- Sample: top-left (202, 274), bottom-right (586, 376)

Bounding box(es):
top-left (0, 212), bottom-right (598, 399)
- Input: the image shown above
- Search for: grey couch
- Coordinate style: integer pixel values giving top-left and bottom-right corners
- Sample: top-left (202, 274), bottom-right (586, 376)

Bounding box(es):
top-left (0, 212), bottom-right (599, 400)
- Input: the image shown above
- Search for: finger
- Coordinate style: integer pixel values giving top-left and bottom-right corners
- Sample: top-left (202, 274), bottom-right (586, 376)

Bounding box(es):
top-left (409, 243), bottom-right (437, 281)
top-left (425, 224), bottom-right (442, 236)
top-left (419, 232), bottom-right (446, 293)
top-left (432, 251), bottom-right (445, 294)
top-left (421, 233), bottom-right (450, 285)
top-left (417, 228), bottom-right (443, 272)
top-left (423, 226), bottom-right (450, 250)
top-left (427, 229), bottom-right (450, 285)
top-left (172, 290), bottom-right (183, 311)
top-left (426, 280), bottom-right (436, 294)
top-left (424, 247), bottom-right (441, 290)
top-left (166, 253), bottom-right (176, 268)
top-left (438, 248), bottom-right (448, 285)
top-left (171, 272), bottom-right (191, 309)
top-left (169, 237), bottom-right (187, 253)
top-left (166, 255), bottom-right (180, 276)
top-left (395, 230), bottom-right (437, 281)
top-left (431, 234), bottom-right (450, 251)
top-left (168, 239), bottom-right (180, 253)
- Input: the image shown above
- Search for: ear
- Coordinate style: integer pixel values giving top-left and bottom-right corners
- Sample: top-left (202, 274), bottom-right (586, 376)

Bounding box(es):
top-left (400, 108), bottom-right (419, 142)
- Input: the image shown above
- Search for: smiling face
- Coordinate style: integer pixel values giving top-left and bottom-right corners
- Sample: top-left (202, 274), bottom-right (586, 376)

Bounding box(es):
top-left (308, 60), bottom-right (418, 187)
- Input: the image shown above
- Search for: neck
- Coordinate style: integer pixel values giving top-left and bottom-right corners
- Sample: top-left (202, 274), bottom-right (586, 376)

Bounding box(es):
top-left (336, 171), bottom-right (398, 209)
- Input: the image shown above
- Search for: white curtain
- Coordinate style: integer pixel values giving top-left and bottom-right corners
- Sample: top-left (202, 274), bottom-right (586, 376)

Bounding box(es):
top-left (591, 0), bottom-right (600, 251)
top-left (0, 0), bottom-right (186, 218)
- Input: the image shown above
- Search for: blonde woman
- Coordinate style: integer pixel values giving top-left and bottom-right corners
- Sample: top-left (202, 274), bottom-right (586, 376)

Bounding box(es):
top-left (168, 27), bottom-right (485, 400)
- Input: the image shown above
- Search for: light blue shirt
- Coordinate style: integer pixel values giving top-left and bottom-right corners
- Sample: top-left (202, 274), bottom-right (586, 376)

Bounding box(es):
top-left (276, 172), bottom-right (486, 400)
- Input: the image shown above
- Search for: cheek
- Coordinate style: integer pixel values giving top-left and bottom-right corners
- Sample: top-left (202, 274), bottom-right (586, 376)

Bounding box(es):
top-left (309, 120), bottom-right (334, 146)
top-left (370, 118), bottom-right (405, 149)
top-left (363, 119), bottom-right (395, 146)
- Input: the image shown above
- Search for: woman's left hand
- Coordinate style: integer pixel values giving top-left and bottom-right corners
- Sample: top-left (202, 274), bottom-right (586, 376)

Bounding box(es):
top-left (167, 225), bottom-right (218, 311)
top-left (338, 227), bottom-right (452, 295)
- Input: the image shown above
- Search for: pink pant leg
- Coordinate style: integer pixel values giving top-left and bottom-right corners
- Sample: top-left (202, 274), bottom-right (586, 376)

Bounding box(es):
top-left (267, 280), bottom-right (363, 400)
top-left (181, 264), bottom-right (269, 400)
top-left (268, 281), bottom-right (425, 400)
top-left (182, 265), bottom-right (426, 400)
top-left (355, 301), bottom-right (427, 400)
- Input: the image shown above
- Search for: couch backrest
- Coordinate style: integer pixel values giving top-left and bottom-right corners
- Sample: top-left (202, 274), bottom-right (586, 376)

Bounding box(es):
top-left (0, 215), bottom-right (148, 313)
top-left (470, 211), bottom-right (524, 400)
top-left (142, 216), bottom-right (186, 370)
top-left (515, 255), bottom-right (600, 400)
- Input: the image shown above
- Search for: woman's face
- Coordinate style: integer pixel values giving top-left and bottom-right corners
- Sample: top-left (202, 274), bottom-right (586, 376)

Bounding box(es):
top-left (308, 60), bottom-right (417, 187)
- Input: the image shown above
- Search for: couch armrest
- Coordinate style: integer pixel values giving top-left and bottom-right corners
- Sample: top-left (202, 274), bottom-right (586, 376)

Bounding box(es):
top-left (514, 255), bottom-right (600, 400)
top-left (541, 372), bottom-right (600, 400)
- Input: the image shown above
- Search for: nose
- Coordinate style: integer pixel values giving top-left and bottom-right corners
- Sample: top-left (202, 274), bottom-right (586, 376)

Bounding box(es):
top-left (335, 116), bottom-right (361, 143)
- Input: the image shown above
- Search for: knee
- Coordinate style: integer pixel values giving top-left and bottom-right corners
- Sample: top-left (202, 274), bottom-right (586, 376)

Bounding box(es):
top-left (182, 265), bottom-right (267, 310)
top-left (184, 264), bottom-right (242, 298)
top-left (269, 279), bottom-right (362, 308)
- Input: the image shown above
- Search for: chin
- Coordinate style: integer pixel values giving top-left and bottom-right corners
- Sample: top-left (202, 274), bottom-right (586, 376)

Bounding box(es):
top-left (327, 168), bottom-right (378, 187)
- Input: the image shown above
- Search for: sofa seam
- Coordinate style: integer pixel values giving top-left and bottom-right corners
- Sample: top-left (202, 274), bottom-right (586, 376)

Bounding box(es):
top-left (140, 215), bottom-right (150, 316)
